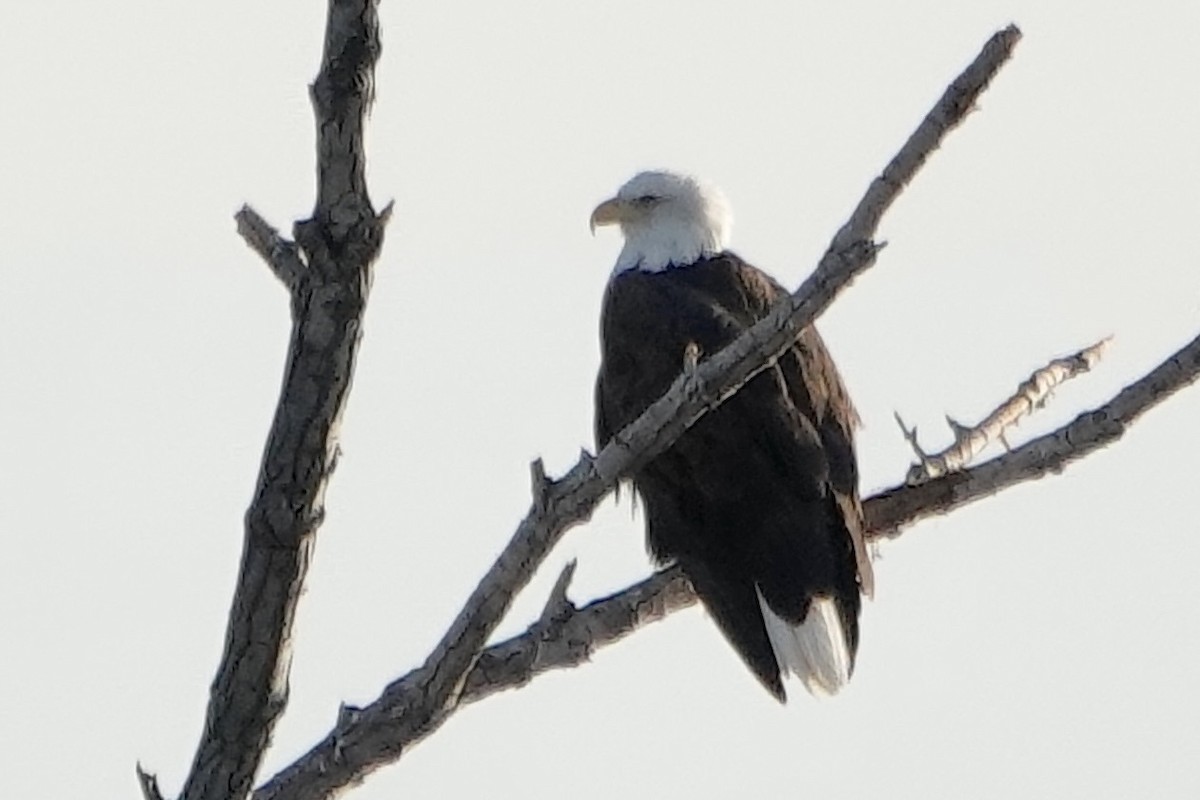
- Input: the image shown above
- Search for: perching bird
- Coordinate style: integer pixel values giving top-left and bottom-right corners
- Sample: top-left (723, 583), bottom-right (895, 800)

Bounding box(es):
top-left (591, 170), bottom-right (873, 701)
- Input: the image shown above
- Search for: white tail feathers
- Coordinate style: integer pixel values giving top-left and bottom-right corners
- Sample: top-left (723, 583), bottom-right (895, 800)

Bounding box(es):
top-left (756, 589), bottom-right (851, 697)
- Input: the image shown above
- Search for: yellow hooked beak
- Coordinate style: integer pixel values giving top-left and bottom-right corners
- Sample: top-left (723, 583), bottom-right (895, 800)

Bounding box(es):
top-left (589, 197), bottom-right (626, 235)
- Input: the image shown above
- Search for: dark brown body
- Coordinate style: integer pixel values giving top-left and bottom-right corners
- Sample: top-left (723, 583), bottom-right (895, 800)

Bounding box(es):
top-left (595, 253), bottom-right (872, 700)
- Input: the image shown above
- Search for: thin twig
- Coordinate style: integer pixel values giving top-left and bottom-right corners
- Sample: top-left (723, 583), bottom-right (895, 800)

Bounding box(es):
top-left (904, 337), bottom-right (1112, 483)
top-left (893, 411), bottom-right (931, 466)
top-left (871, 330), bottom-right (1200, 536)
top-left (529, 458), bottom-right (551, 515)
top-left (135, 765), bottom-right (166, 800)
top-left (538, 559), bottom-right (578, 626)
top-left (235, 205), bottom-right (306, 291)
top-left (250, 25), bottom-right (1024, 800)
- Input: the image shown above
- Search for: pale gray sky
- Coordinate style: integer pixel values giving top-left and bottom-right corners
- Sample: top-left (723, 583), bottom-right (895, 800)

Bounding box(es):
top-left (2, 2), bottom-right (1198, 799)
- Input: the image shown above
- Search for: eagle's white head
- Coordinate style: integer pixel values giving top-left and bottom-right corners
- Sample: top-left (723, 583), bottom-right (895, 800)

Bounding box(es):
top-left (591, 170), bottom-right (733, 274)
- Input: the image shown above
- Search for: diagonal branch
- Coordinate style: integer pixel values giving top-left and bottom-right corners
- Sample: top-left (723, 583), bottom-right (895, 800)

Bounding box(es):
top-left (139, 4), bottom-right (389, 800)
top-left (250, 24), bottom-right (1023, 800)
top-left (453, 325), bottom-right (1200, 709)
top-left (868, 328), bottom-right (1200, 537)
top-left (899, 337), bottom-right (1111, 483)
top-left (255, 324), bottom-right (1200, 800)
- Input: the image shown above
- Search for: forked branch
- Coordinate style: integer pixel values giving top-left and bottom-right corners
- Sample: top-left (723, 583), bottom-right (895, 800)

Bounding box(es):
top-left (139, 3), bottom-right (389, 800)
top-left (295, 328), bottom-right (1200, 749)
top-left (250, 24), bottom-right (1024, 800)
top-left (868, 329), bottom-right (1200, 536)
top-left (476, 324), bottom-right (1199, 691)
top-left (897, 337), bottom-right (1111, 483)
top-left (504, 324), bottom-right (1196, 678)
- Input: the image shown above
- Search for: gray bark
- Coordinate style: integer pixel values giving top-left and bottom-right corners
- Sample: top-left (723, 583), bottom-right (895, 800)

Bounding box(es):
top-left (249, 23), bottom-right (1026, 800)
top-left (140, 4), bottom-right (389, 800)
top-left (134, 9), bottom-right (1200, 800)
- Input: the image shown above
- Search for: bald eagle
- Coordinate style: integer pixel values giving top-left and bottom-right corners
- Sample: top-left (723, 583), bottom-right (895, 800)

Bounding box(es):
top-left (591, 171), bottom-right (873, 701)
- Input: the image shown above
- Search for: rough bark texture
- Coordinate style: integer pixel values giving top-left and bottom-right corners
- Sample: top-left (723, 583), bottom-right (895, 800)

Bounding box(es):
top-left (157, 4), bottom-right (388, 800)
top-left (247, 325), bottom-right (1200, 800)
top-left (868, 328), bottom-right (1200, 536)
top-left (139, 12), bottom-right (1200, 800)
top-left (248, 25), bottom-right (1024, 800)
top-left (287, 325), bottom-right (1200, 738)
top-left (898, 337), bottom-right (1111, 482)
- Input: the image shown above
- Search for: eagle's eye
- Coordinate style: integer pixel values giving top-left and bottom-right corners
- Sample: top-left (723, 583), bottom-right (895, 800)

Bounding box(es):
top-left (633, 194), bottom-right (660, 207)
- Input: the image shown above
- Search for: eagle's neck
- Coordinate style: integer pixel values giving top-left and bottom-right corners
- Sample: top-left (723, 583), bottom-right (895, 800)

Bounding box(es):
top-left (613, 218), bottom-right (727, 274)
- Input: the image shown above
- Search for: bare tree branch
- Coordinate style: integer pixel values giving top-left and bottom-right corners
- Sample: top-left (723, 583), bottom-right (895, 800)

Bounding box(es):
top-left (868, 329), bottom-right (1200, 537)
top-left (464, 567), bottom-right (694, 704)
top-left (454, 326), bottom-right (1200, 708)
top-left (249, 24), bottom-right (1023, 800)
top-left (537, 559), bottom-right (579, 626)
top-left (235, 205), bottom-right (307, 292)
top-left (135, 4), bottom-right (388, 800)
top-left (136, 764), bottom-right (166, 800)
top-left (254, 324), bottom-right (1200, 800)
top-left (899, 337), bottom-right (1111, 483)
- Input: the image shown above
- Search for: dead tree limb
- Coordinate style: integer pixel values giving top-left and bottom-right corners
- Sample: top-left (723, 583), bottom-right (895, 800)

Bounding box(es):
top-left (249, 24), bottom-right (1023, 800)
top-left (137, 4), bottom-right (388, 800)
top-left (262, 327), bottom-right (1200, 789)
top-left (867, 329), bottom-right (1200, 537)
top-left (897, 337), bottom-right (1111, 483)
